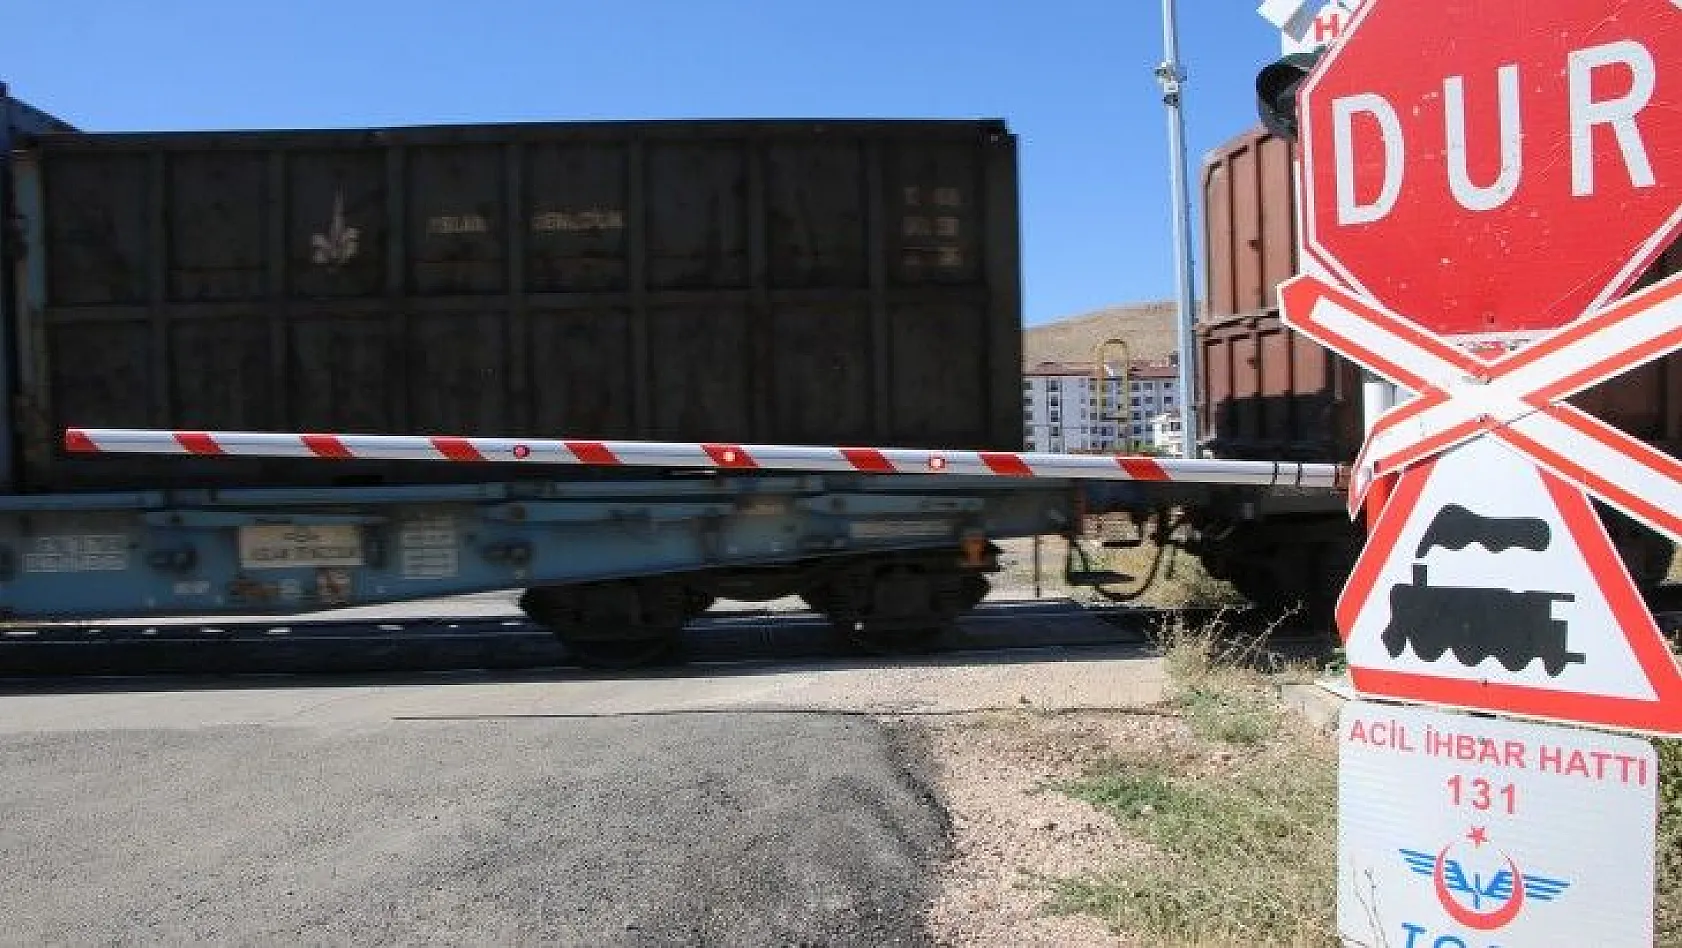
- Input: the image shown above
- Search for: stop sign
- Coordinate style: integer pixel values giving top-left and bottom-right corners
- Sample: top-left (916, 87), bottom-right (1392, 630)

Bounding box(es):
top-left (1298, 0), bottom-right (1682, 343)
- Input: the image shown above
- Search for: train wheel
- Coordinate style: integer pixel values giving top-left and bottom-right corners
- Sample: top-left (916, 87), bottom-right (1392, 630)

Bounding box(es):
top-left (519, 578), bottom-right (691, 670)
top-left (1207, 530), bottom-right (1359, 634)
top-left (801, 554), bottom-right (986, 656)
top-left (1495, 651), bottom-right (1532, 674)
top-left (1450, 641), bottom-right (1485, 668)
top-left (1409, 629), bottom-right (1450, 663)
top-left (684, 589), bottom-right (718, 620)
top-left (1542, 650), bottom-right (1572, 678)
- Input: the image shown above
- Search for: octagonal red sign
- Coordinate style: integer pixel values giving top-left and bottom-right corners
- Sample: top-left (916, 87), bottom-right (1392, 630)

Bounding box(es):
top-left (1298, 0), bottom-right (1682, 343)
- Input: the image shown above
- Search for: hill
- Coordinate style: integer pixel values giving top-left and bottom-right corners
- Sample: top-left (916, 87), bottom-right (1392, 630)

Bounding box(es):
top-left (1023, 300), bottom-right (1184, 367)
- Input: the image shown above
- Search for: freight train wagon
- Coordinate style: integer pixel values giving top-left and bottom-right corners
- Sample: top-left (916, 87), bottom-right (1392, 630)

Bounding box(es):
top-left (14, 104), bottom-right (1029, 493)
top-left (0, 85), bottom-right (1341, 667)
top-left (1188, 123), bottom-right (1681, 620)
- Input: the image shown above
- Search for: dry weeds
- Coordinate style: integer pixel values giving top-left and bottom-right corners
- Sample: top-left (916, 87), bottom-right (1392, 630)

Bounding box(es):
top-left (916, 587), bottom-right (1682, 947)
top-left (1033, 615), bottom-right (1341, 947)
top-left (914, 611), bottom-right (1340, 947)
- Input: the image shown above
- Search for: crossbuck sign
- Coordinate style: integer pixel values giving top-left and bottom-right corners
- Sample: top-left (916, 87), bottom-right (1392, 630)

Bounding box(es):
top-left (1287, 273), bottom-right (1682, 537)
top-left (1280, 0), bottom-right (1682, 736)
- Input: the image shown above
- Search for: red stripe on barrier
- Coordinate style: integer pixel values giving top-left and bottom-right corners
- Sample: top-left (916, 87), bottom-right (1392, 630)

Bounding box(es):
top-left (302, 434), bottom-right (354, 459)
top-left (566, 441), bottom-right (620, 466)
top-left (431, 437), bottom-right (485, 462)
top-left (980, 452), bottom-right (1034, 477)
top-left (64, 429), bottom-right (97, 454)
top-left (175, 432), bottom-right (224, 456)
top-left (1118, 457), bottom-right (1170, 480)
top-left (841, 448), bottom-right (895, 473)
top-left (703, 443), bottom-right (759, 469)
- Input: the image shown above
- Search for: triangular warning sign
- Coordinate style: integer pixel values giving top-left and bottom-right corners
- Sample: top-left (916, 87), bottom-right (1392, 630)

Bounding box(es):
top-left (1338, 433), bottom-right (1682, 736)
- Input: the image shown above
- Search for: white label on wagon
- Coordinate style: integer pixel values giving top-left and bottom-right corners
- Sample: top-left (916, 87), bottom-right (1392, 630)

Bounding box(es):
top-left (238, 524), bottom-right (364, 570)
top-left (22, 534), bottom-right (129, 573)
top-left (399, 516), bottom-right (459, 579)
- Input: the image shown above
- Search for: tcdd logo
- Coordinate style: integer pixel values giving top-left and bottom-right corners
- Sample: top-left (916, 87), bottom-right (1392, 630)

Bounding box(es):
top-left (1398, 828), bottom-right (1572, 935)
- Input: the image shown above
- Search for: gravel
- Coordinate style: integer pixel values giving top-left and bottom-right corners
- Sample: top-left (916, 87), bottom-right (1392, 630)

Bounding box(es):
top-left (0, 713), bottom-right (950, 947)
top-left (910, 710), bottom-right (1186, 948)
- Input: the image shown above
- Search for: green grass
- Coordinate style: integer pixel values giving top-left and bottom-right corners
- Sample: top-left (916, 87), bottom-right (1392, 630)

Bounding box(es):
top-left (1045, 753), bottom-right (1338, 946)
top-left (1177, 687), bottom-right (1280, 745)
top-left (1152, 606), bottom-right (1319, 745)
top-left (1044, 712), bottom-right (1682, 947)
top-left (1034, 612), bottom-right (1339, 946)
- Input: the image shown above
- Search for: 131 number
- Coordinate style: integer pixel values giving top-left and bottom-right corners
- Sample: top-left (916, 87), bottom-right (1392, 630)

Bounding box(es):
top-left (1447, 775), bottom-right (1517, 814)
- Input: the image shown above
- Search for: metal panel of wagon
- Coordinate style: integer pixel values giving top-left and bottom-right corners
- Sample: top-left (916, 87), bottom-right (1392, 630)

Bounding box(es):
top-left (0, 86), bottom-right (79, 494)
top-left (1195, 125), bottom-right (1362, 464)
top-left (1199, 126), bottom-right (1295, 323)
top-left (1198, 310), bottom-right (1362, 463)
top-left (14, 118), bottom-right (1023, 494)
top-left (0, 471), bottom-right (1088, 664)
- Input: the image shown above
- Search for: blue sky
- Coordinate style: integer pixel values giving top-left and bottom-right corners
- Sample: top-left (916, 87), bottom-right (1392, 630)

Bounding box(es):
top-left (3, 0), bottom-right (1286, 326)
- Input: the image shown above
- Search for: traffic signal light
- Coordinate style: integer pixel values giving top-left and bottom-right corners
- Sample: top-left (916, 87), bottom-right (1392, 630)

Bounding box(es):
top-left (1255, 50), bottom-right (1324, 142)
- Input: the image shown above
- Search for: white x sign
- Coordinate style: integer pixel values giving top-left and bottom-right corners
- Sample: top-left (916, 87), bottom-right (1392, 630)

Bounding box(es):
top-left (1279, 270), bottom-right (1682, 543)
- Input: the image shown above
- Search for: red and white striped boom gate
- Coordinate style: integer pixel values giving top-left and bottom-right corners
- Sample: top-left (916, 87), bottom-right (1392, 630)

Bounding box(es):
top-left (63, 428), bottom-right (1348, 490)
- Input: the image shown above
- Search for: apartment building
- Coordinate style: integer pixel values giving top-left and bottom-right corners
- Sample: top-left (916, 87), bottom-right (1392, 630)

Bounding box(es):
top-left (1128, 361), bottom-right (1182, 451)
top-left (1021, 357), bottom-right (1182, 453)
top-left (1148, 411), bottom-right (1185, 457)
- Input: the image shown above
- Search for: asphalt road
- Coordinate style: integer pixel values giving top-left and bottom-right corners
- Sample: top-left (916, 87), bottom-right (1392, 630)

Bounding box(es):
top-left (0, 711), bottom-right (948, 947)
top-left (13, 572), bottom-right (1661, 943)
top-left (0, 604), bottom-right (1168, 946)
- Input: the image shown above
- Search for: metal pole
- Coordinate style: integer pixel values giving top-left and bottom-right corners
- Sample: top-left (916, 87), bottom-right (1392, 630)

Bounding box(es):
top-left (1157, 0), bottom-right (1201, 458)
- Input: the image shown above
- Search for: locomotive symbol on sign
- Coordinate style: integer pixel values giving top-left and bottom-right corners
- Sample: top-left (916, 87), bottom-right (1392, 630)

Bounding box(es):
top-left (1331, 433), bottom-right (1682, 733)
top-left (1383, 501), bottom-right (1585, 679)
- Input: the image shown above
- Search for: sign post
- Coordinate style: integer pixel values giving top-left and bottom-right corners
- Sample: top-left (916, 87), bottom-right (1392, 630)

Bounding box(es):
top-left (1272, 0), bottom-right (1681, 941)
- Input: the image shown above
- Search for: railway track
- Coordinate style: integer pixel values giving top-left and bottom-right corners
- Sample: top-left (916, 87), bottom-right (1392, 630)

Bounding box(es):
top-left (6, 590), bottom-right (1676, 683)
top-left (0, 599), bottom-right (1276, 681)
